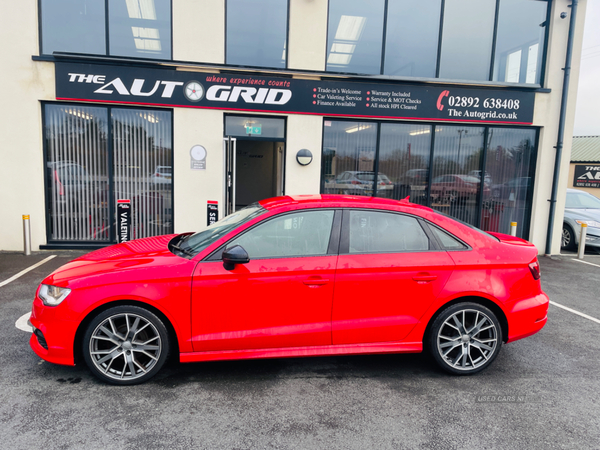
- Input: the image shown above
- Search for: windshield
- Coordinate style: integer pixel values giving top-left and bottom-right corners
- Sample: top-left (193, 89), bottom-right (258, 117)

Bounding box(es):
top-left (566, 191), bottom-right (600, 209)
top-left (434, 211), bottom-right (499, 241)
top-left (182, 203), bottom-right (267, 255)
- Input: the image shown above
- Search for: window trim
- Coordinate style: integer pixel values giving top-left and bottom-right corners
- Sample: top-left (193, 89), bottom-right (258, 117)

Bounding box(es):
top-left (38, 0), bottom-right (173, 60)
top-left (421, 220), bottom-right (472, 251)
top-left (204, 208), bottom-right (342, 262)
top-left (40, 101), bottom-right (175, 248)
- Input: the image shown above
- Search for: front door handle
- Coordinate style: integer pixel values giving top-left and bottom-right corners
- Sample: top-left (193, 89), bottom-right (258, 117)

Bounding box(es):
top-left (303, 277), bottom-right (329, 286)
top-left (413, 273), bottom-right (437, 282)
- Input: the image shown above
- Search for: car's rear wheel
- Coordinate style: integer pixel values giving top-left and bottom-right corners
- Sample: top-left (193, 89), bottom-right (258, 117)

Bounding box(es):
top-left (83, 305), bottom-right (170, 385)
top-left (561, 224), bottom-right (576, 251)
top-left (428, 303), bottom-right (502, 375)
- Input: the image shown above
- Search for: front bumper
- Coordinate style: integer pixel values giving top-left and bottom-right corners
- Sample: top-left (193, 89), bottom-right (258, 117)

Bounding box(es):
top-left (29, 297), bottom-right (78, 366)
top-left (505, 292), bottom-right (549, 343)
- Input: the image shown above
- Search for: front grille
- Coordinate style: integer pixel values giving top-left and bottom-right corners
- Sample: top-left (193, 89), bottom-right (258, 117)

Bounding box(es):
top-left (34, 329), bottom-right (48, 350)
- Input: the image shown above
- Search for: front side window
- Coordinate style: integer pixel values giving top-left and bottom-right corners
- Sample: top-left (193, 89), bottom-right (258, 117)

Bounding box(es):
top-left (40, 0), bottom-right (172, 59)
top-left (226, 0), bottom-right (288, 68)
top-left (228, 210), bottom-right (335, 259)
top-left (326, 0), bottom-right (386, 74)
top-left (348, 210), bottom-right (430, 253)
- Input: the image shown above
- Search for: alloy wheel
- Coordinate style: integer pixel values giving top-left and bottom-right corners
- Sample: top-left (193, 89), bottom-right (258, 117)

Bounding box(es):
top-left (436, 309), bottom-right (498, 372)
top-left (88, 313), bottom-right (162, 382)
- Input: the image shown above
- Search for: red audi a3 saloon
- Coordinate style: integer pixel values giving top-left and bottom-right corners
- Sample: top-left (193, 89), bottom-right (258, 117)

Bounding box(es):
top-left (30, 195), bottom-right (548, 385)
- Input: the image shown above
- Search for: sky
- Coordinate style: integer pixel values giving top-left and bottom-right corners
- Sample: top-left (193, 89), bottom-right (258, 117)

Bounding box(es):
top-left (573, 0), bottom-right (600, 136)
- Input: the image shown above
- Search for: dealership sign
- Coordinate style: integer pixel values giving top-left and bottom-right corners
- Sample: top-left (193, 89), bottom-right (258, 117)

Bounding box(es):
top-left (55, 62), bottom-right (535, 124)
top-left (574, 165), bottom-right (600, 188)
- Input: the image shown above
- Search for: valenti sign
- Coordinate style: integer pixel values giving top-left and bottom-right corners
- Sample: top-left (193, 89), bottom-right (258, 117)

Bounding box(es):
top-left (55, 62), bottom-right (535, 124)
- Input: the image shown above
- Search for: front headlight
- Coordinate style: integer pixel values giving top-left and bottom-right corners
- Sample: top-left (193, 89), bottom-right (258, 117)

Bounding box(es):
top-left (38, 284), bottom-right (71, 306)
top-left (576, 220), bottom-right (600, 229)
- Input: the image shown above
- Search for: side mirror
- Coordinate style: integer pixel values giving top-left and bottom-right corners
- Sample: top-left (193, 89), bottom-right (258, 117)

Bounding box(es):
top-left (222, 245), bottom-right (250, 270)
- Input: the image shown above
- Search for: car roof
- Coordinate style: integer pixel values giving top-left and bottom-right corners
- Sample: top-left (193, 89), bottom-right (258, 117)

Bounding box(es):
top-left (259, 194), bottom-right (433, 213)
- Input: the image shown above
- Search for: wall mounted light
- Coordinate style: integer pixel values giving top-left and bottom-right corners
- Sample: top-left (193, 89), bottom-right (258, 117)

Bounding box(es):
top-left (296, 149), bottom-right (313, 166)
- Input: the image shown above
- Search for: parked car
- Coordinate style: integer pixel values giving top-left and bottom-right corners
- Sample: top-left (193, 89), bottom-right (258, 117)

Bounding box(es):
top-left (30, 195), bottom-right (548, 385)
top-left (468, 170), bottom-right (492, 185)
top-left (150, 165), bottom-right (172, 186)
top-left (561, 188), bottom-right (600, 251)
top-left (491, 177), bottom-right (531, 201)
top-left (430, 174), bottom-right (490, 202)
top-left (327, 171), bottom-right (393, 196)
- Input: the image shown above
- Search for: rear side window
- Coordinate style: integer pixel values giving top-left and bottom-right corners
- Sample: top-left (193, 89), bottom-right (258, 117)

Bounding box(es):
top-left (429, 226), bottom-right (467, 250)
top-left (348, 210), bottom-right (430, 254)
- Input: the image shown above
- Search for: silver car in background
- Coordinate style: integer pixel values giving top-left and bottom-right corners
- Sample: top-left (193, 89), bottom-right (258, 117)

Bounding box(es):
top-left (562, 188), bottom-right (600, 251)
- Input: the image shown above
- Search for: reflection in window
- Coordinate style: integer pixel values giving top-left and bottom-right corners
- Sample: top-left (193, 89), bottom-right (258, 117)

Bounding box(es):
top-left (321, 121), bottom-right (377, 196)
top-left (377, 123), bottom-right (432, 205)
top-left (109, 0), bottom-right (171, 59)
top-left (384, 0), bottom-right (442, 78)
top-left (348, 211), bottom-right (430, 253)
top-left (229, 210), bottom-right (335, 258)
top-left (326, 0), bottom-right (386, 74)
top-left (41, 0), bottom-right (106, 55)
top-left (430, 126), bottom-right (485, 226)
top-left (493, 0), bottom-right (547, 84)
top-left (481, 128), bottom-right (535, 238)
top-left (226, 0), bottom-right (287, 68)
top-left (438, 0), bottom-right (496, 81)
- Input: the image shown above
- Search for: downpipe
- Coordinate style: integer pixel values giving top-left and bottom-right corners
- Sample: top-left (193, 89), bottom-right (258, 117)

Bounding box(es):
top-left (545, 0), bottom-right (579, 256)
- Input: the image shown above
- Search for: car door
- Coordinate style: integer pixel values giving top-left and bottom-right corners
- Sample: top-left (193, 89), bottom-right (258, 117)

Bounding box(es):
top-left (332, 209), bottom-right (455, 345)
top-left (191, 209), bottom-right (341, 352)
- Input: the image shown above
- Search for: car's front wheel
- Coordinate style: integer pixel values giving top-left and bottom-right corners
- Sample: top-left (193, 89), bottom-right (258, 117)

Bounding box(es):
top-left (82, 305), bottom-right (170, 385)
top-left (428, 303), bottom-right (502, 375)
top-left (561, 224), bottom-right (577, 251)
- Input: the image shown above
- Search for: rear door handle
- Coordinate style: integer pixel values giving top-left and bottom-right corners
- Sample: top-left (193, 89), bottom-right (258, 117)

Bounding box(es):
top-left (413, 273), bottom-right (437, 282)
top-left (303, 277), bottom-right (329, 286)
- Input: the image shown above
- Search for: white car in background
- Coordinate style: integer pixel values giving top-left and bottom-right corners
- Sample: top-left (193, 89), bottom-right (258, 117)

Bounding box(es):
top-left (328, 171), bottom-right (393, 196)
top-left (150, 166), bottom-right (172, 186)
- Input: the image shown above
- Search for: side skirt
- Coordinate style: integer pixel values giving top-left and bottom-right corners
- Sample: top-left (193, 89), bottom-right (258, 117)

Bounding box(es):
top-left (180, 341), bottom-right (423, 364)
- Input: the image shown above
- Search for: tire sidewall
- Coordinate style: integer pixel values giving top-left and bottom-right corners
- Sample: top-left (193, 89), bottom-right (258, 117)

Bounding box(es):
top-left (82, 305), bottom-right (170, 385)
top-left (428, 302), bottom-right (503, 375)
top-left (562, 224), bottom-right (576, 251)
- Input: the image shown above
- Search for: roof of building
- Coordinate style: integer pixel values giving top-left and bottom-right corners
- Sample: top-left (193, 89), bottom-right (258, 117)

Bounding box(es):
top-left (571, 136), bottom-right (600, 162)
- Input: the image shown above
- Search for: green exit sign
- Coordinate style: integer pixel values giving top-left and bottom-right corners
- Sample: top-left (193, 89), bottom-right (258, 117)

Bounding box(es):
top-left (245, 124), bottom-right (262, 135)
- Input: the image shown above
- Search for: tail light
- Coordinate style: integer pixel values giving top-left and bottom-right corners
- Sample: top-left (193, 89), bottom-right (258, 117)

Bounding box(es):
top-left (528, 260), bottom-right (541, 280)
top-left (351, 180), bottom-right (360, 185)
top-left (54, 170), bottom-right (64, 196)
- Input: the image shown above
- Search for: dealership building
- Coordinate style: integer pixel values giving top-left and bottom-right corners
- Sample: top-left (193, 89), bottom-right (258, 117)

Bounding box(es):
top-left (0, 0), bottom-right (588, 254)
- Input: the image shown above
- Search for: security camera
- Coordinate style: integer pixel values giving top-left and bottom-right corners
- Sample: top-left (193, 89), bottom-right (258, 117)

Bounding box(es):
top-left (560, 12), bottom-right (568, 19)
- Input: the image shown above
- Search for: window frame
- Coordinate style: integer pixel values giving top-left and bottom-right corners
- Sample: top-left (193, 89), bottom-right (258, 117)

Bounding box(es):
top-left (338, 208), bottom-right (441, 255)
top-left (40, 101), bottom-right (175, 249)
top-left (38, 0), bottom-right (173, 60)
top-left (205, 209), bottom-right (343, 261)
top-left (224, 0), bottom-right (290, 70)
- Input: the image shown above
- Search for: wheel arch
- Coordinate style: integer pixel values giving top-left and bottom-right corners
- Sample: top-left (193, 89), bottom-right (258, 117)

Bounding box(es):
top-left (423, 296), bottom-right (509, 346)
top-left (73, 300), bottom-right (180, 364)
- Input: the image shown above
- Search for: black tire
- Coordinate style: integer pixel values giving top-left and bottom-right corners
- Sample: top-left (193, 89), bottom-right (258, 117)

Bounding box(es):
top-left (82, 305), bottom-right (170, 385)
top-left (561, 224), bottom-right (577, 251)
top-left (428, 302), bottom-right (502, 375)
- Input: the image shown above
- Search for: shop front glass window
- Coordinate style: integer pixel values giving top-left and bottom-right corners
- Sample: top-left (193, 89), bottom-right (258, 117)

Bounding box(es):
top-left (108, 0), bottom-right (171, 59)
top-left (321, 121), bottom-right (377, 196)
top-left (383, 0), bottom-right (442, 78)
top-left (44, 105), bottom-right (110, 242)
top-left (226, 0), bottom-right (288, 68)
top-left (326, 0), bottom-right (386, 74)
top-left (377, 123), bottom-right (432, 205)
top-left (481, 128), bottom-right (536, 237)
top-left (493, 0), bottom-right (548, 84)
top-left (429, 126), bottom-right (485, 226)
top-left (41, 0), bottom-right (106, 55)
top-left (438, 0), bottom-right (496, 81)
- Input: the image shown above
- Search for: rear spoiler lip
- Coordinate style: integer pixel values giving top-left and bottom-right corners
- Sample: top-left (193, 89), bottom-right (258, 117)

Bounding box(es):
top-left (487, 231), bottom-right (535, 247)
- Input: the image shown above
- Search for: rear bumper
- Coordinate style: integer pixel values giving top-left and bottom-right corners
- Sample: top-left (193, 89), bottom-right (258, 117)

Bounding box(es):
top-left (29, 297), bottom-right (77, 366)
top-left (506, 292), bottom-right (549, 343)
